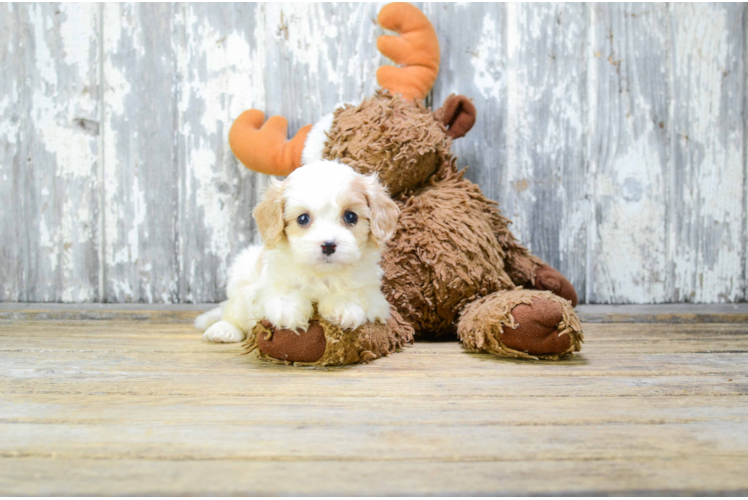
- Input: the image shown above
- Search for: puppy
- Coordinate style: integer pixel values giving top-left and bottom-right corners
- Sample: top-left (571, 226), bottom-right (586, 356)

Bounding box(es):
top-left (195, 160), bottom-right (400, 343)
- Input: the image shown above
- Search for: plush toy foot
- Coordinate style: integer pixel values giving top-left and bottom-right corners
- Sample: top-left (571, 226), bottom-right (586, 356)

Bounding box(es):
top-left (255, 320), bottom-right (327, 363)
top-left (243, 307), bottom-right (414, 366)
top-left (530, 264), bottom-right (578, 307)
top-left (458, 289), bottom-right (583, 360)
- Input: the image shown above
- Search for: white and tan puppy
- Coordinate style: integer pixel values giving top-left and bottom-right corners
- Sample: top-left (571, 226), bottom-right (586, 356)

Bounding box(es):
top-left (195, 160), bottom-right (400, 343)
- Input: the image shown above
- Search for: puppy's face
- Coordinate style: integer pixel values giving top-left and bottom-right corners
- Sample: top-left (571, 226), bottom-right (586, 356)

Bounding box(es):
top-left (253, 161), bottom-right (399, 271)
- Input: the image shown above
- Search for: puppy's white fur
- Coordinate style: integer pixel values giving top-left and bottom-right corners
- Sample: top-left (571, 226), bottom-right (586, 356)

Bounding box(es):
top-left (197, 160), bottom-right (399, 343)
top-left (300, 112), bottom-right (334, 165)
top-left (300, 102), bottom-right (353, 166)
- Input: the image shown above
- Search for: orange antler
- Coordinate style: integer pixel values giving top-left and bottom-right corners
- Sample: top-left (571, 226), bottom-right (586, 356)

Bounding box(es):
top-left (229, 110), bottom-right (311, 176)
top-left (376, 3), bottom-right (440, 101)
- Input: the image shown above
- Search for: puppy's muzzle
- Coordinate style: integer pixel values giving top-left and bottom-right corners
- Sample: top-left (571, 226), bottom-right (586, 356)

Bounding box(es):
top-left (321, 241), bottom-right (337, 256)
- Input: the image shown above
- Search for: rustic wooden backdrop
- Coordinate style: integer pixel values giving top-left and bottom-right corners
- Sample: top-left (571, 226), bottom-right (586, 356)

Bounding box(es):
top-left (1, 3), bottom-right (745, 304)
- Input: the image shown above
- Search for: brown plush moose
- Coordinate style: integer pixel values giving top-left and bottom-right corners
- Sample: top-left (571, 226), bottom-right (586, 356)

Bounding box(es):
top-left (229, 2), bottom-right (583, 366)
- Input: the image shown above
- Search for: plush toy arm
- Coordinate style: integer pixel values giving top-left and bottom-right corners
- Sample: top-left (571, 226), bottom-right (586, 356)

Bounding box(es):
top-left (376, 2), bottom-right (440, 101)
top-left (229, 110), bottom-right (312, 176)
top-left (493, 217), bottom-right (579, 306)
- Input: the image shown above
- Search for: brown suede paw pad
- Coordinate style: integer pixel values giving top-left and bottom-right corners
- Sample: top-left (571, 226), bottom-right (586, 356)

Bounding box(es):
top-left (257, 321), bottom-right (327, 363)
top-left (500, 299), bottom-right (570, 355)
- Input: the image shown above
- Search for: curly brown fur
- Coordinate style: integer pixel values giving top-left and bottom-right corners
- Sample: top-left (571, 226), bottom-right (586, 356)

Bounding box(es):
top-left (314, 88), bottom-right (583, 360)
top-left (381, 169), bottom-right (516, 336)
top-left (458, 289), bottom-right (583, 360)
top-left (324, 90), bottom-right (540, 290)
top-left (242, 307), bottom-right (414, 367)
top-left (323, 90), bottom-right (455, 196)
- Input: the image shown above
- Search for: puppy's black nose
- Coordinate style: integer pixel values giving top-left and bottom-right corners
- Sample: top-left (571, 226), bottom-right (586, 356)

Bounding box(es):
top-left (321, 241), bottom-right (336, 256)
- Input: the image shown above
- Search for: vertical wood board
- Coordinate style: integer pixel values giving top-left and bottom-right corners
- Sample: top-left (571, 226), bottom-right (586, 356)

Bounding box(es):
top-left (588, 3), bottom-right (672, 303)
top-left (0, 3), bottom-right (100, 302)
top-left (670, 3), bottom-right (746, 303)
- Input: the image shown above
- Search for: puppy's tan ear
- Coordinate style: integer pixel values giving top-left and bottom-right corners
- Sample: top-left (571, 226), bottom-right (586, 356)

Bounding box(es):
top-left (365, 174), bottom-right (400, 246)
top-left (252, 178), bottom-right (286, 248)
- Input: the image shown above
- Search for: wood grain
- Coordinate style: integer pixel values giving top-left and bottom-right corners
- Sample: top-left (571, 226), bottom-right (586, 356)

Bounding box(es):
top-left (1, 308), bottom-right (748, 495)
top-left (0, 4), bottom-right (101, 302)
top-left (588, 3), bottom-right (672, 303)
top-left (175, 3), bottom-right (265, 303)
top-left (670, 3), bottom-right (746, 302)
top-left (1, 3), bottom-right (746, 304)
top-left (1, 458), bottom-right (747, 496)
top-left (428, 3), bottom-right (508, 211)
top-left (503, 3), bottom-right (588, 300)
top-left (101, 3), bottom-right (180, 303)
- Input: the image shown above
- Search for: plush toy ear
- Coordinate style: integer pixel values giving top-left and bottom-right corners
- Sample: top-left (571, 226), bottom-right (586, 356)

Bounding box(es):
top-left (252, 178), bottom-right (286, 248)
top-left (439, 95), bottom-right (477, 139)
top-left (365, 174), bottom-right (400, 246)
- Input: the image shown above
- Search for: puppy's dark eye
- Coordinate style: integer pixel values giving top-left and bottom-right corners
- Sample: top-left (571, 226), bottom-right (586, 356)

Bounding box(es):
top-left (297, 214), bottom-right (310, 226)
top-left (344, 211), bottom-right (358, 225)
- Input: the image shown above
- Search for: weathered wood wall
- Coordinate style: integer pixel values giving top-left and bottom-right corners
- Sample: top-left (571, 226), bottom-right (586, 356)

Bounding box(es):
top-left (1, 3), bottom-right (745, 304)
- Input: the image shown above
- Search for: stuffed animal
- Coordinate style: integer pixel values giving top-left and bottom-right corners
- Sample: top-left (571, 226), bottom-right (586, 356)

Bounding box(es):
top-left (232, 2), bottom-right (583, 365)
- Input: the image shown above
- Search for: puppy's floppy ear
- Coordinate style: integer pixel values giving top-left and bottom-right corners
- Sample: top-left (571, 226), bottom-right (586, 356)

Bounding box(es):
top-left (253, 177), bottom-right (286, 248)
top-left (364, 173), bottom-right (400, 246)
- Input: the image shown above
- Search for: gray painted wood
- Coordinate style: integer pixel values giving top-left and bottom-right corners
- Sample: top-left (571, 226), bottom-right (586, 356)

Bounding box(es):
top-left (1, 2), bottom-right (746, 304)
top-left (588, 3), bottom-right (673, 303)
top-left (175, 3), bottom-right (265, 303)
top-left (0, 3), bottom-right (23, 302)
top-left (428, 3), bottom-right (508, 217)
top-left (503, 3), bottom-right (588, 302)
top-left (264, 3), bottom-right (389, 127)
top-left (101, 3), bottom-right (180, 303)
top-left (0, 3), bottom-right (100, 302)
top-left (670, 3), bottom-right (746, 303)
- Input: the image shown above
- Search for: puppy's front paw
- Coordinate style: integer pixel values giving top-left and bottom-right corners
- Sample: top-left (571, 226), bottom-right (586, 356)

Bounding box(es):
top-left (319, 300), bottom-right (367, 330)
top-left (204, 321), bottom-right (245, 343)
top-left (366, 292), bottom-right (392, 324)
top-left (263, 294), bottom-right (313, 332)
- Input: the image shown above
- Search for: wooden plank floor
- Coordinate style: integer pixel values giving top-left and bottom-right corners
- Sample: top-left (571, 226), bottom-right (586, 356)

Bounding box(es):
top-left (1, 305), bottom-right (747, 495)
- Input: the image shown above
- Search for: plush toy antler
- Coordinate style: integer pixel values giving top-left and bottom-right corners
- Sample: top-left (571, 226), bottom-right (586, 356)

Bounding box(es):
top-left (228, 110), bottom-right (311, 176)
top-left (377, 2), bottom-right (440, 101)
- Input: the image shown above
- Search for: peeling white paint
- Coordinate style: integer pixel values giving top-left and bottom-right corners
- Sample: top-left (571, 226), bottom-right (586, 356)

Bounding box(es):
top-left (126, 172), bottom-right (146, 264)
top-left (265, 4), bottom-right (342, 88)
top-left (59, 4), bottom-right (97, 70)
top-left (38, 217), bottom-right (58, 272)
top-left (2, 3), bottom-right (746, 304)
top-left (594, 144), bottom-right (669, 301)
top-left (29, 5), bottom-right (58, 87)
top-left (102, 4), bottom-right (131, 116)
top-left (585, 4), bottom-right (676, 303)
top-left (0, 95), bottom-right (19, 146)
top-left (504, 4), bottom-right (587, 298)
top-left (8, 3), bottom-right (100, 302)
top-left (473, 13), bottom-right (503, 101)
top-left (175, 4), bottom-right (268, 302)
top-left (671, 4), bottom-right (745, 302)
